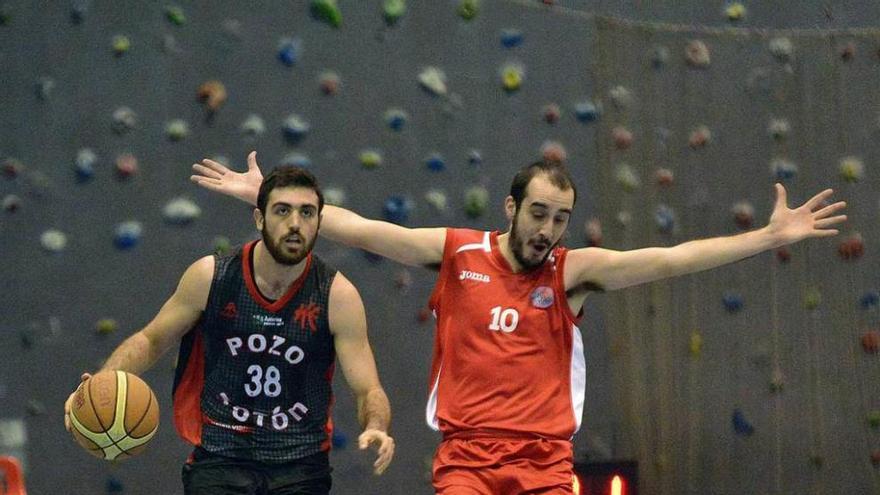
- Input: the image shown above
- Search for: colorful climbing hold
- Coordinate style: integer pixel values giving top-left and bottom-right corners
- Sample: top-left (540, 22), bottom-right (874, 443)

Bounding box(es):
top-left (685, 40), bottom-right (711, 68)
top-left (277, 37), bottom-right (302, 67)
top-left (723, 293), bottom-right (744, 313)
top-left (425, 153), bottom-right (446, 172)
top-left (732, 408), bottom-right (754, 436)
top-left (164, 198), bottom-right (202, 225)
top-left (418, 66), bottom-right (448, 96)
top-left (839, 156), bottom-right (864, 183)
top-left (383, 195), bottom-right (413, 224)
top-left (861, 330), bottom-right (879, 354)
top-left (732, 201), bottom-right (755, 230)
top-left (360, 150), bottom-right (383, 169)
top-left (837, 233), bottom-right (864, 260)
top-left (41, 229), bottom-right (68, 253)
top-left (311, 0), bottom-right (342, 28)
top-left (500, 28), bottom-right (523, 48)
top-left (113, 221), bottom-right (143, 250)
top-left (574, 100), bottom-right (601, 123)
top-left (383, 0), bottom-right (406, 24)
top-left (804, 288), bottom-right (822, 310)
top-left (111, 35), bottom-right (131, 56)
top-left (75, 148), bottom-right (97, 182)
top-left (115, 153), bottom-right (138, 179)
top-left (318, 71), bottom-right (341, 95)
top-left (501, 63), bottom-right (524, 92)
top-left (457, 0), bottom-right (479, 20)
top-left (282, 114), bottom-right (311, 144)
top-left (96, 318), bottom-right (119, 335)
top-left (197, 80), bottom-right (227, 112)
top-left (464, 186), bottom-right (489, 218)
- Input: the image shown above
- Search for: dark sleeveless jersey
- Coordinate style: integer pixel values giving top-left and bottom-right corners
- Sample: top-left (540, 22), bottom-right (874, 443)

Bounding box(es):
top-left (172, 240), bottom-right (338, 463)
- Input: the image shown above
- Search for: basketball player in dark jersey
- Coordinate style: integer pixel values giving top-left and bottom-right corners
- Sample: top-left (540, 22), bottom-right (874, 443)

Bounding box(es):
top-left (65, 167), bottom-right (394, 494)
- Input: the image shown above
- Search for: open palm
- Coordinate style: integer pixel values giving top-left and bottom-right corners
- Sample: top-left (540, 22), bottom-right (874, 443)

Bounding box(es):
top-left (191, 151), bottom-right (264, 206)
top-left (767, 183), bottom-right (847, 244)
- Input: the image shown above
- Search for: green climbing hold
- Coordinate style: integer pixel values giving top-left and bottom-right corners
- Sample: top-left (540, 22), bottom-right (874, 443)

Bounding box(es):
top-left (464, 186), bottom-right (489, 218)
top-left (383, 0), bottom-right (406, 24)
top-left (458, 0), bottom-right (479, 20)
top-left (166, 5), bottom-right (186, 25)
top-left (312, 0), bottom-right (342, 28)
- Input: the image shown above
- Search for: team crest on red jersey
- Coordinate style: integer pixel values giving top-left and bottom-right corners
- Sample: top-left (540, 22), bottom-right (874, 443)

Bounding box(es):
top-left (221, 302), bottom-right (238, 319)
top-left (530, 286), bottom-right (554, 308)
top-left (294, 302), bottom-right (322, 333)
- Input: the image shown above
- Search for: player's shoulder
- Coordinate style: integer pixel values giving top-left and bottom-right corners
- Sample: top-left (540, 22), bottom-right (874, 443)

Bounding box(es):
top-left (445, 228), bottom-right (492, 251)
top-left (186, 255), bottom-right (216, 282)
top-left (328, 270), bottom-right (359, 300)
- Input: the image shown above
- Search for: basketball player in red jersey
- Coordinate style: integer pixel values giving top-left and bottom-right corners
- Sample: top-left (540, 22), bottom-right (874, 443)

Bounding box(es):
top-left (65, 167), bottom-right (394, 494)
top-left (192, 152), bottom-right (847, 494)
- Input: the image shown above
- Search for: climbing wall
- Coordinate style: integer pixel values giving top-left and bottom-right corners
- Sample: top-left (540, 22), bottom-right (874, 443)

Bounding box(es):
top-left (0, 1), bottom-right (878, 494)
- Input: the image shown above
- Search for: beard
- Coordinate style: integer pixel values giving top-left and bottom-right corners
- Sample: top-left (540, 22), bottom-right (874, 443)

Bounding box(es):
top-left (510, 212), bottom-right (557, 270)
top-left (261, 224), bottom-right (316, 266)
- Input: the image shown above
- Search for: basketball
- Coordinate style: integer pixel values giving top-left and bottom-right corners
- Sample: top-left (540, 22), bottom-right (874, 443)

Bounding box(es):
top-left (68, 370), bottom-right (159, 461)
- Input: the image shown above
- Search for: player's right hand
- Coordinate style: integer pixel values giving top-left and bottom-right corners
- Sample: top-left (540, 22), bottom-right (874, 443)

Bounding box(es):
top-left (190, 151), bottom-right (264, 206)
top-left (359, 429), bottom-right (395, 475)
top-left (63, 373), bottom-right (92, 432)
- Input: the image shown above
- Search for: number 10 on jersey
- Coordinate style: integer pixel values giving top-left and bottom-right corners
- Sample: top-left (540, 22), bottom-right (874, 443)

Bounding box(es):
top-left (488, 306), bottom-right (519, 333)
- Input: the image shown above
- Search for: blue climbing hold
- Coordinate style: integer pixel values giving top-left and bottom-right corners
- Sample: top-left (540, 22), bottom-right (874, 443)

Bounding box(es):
top-left (500, 29), bottom-right (524, 48)
top-left (574, 100), bottom-right (601, 123)
top-left (277, 38), bottom-right (302, 67)
top-left (426, 153), bottom-right (445, 172)
top-left (860, 291), bottom-right (880, 309)
top-left (722, 293), bottom-right (743, 313)
top-left (383, 195), bottom-right (413, 224)
top-left (732, 408), bottom-right (754, 436)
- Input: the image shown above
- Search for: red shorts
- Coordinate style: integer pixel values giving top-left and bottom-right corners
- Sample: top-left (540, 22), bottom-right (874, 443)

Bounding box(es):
top-left (433, 432), bottom-right (577, 495)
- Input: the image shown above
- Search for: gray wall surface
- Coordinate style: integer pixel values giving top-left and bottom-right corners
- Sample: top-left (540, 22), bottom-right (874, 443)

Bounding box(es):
top-left (0, 1), bottom-right (878, 494)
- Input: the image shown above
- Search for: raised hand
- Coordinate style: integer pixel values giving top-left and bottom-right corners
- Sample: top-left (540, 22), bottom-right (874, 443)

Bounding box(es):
top-left (767, 183), bottom-right (847, 244)
top-left (191, 151), bottom-right (264, 206)
top-left (358, 428), bottom-right (395, 475)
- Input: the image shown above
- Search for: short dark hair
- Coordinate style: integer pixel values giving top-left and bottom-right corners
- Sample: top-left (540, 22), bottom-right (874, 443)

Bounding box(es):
top-left (509, 160), bottom-right (577, 210)
top-left (257, 166), bottom-right (324, 214)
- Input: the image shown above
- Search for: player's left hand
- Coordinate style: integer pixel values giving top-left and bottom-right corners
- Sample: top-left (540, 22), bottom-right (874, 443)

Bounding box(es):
top-left (767, 184), bottom-right (847, 244)
top-left (359, 428), bottom-right (395, 475)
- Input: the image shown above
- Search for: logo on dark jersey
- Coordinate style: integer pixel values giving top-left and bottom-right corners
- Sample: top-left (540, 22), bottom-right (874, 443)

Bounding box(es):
top-left (221, 302), bottom-right (238, 320)
top-left (530, 286), bottom-right (555, 309)
top-left (294, 302), bottom-right (322, 333)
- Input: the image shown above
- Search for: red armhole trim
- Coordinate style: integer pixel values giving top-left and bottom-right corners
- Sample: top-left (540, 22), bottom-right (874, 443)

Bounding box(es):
top-left (555, 249), bottom-right (582, 325)
top-left (173, 331), bottom-right (205, 446)
top-left (243, 241), bottom-right (313, 312)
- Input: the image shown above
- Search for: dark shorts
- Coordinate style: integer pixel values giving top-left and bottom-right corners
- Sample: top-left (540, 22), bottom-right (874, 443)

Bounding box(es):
top-left (182, 447), bottom-right (332, 495)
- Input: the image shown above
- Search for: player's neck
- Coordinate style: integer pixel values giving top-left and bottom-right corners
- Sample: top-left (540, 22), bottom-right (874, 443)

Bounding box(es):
top-left (496, 232), bottom-right (526, 273)
top-left (252, 240), bottom-right (308, 296)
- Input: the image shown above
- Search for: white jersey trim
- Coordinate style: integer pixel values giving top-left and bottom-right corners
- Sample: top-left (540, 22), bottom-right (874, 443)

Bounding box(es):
top-left (455, 231), bottom-right (491, 254)
top-left (426, 365), bottom-right (442, 431)
top-left (570, 323), bottom-right (586, 433)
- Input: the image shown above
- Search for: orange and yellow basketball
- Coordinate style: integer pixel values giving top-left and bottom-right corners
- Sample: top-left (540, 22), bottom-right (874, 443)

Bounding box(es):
top-left (68, 370), bottom-right (159, 461)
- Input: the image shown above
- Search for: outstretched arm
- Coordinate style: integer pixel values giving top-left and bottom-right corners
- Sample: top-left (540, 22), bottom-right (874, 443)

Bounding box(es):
top-left (565, 184), bottom-right (847, 292)
top-left (329, 273), bottom-right (394, 475)
top-left (192, 152), bottom-right (445, 267)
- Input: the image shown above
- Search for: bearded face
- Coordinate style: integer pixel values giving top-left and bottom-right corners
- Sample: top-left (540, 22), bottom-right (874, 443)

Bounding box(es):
top-left (506, 174), bottom-right (574, 270)
top-left (257, 187), bottom-right (321, 266)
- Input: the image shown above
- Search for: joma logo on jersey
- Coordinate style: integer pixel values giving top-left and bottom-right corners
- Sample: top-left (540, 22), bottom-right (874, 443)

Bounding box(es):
top-left (459, 270), bottom-right (490, 283)
top-left (253, 314), bottom-right (285, 327)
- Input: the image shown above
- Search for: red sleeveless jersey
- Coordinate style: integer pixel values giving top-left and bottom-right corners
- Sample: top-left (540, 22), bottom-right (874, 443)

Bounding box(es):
top-left (427, 228), bottom-right (586, 439)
